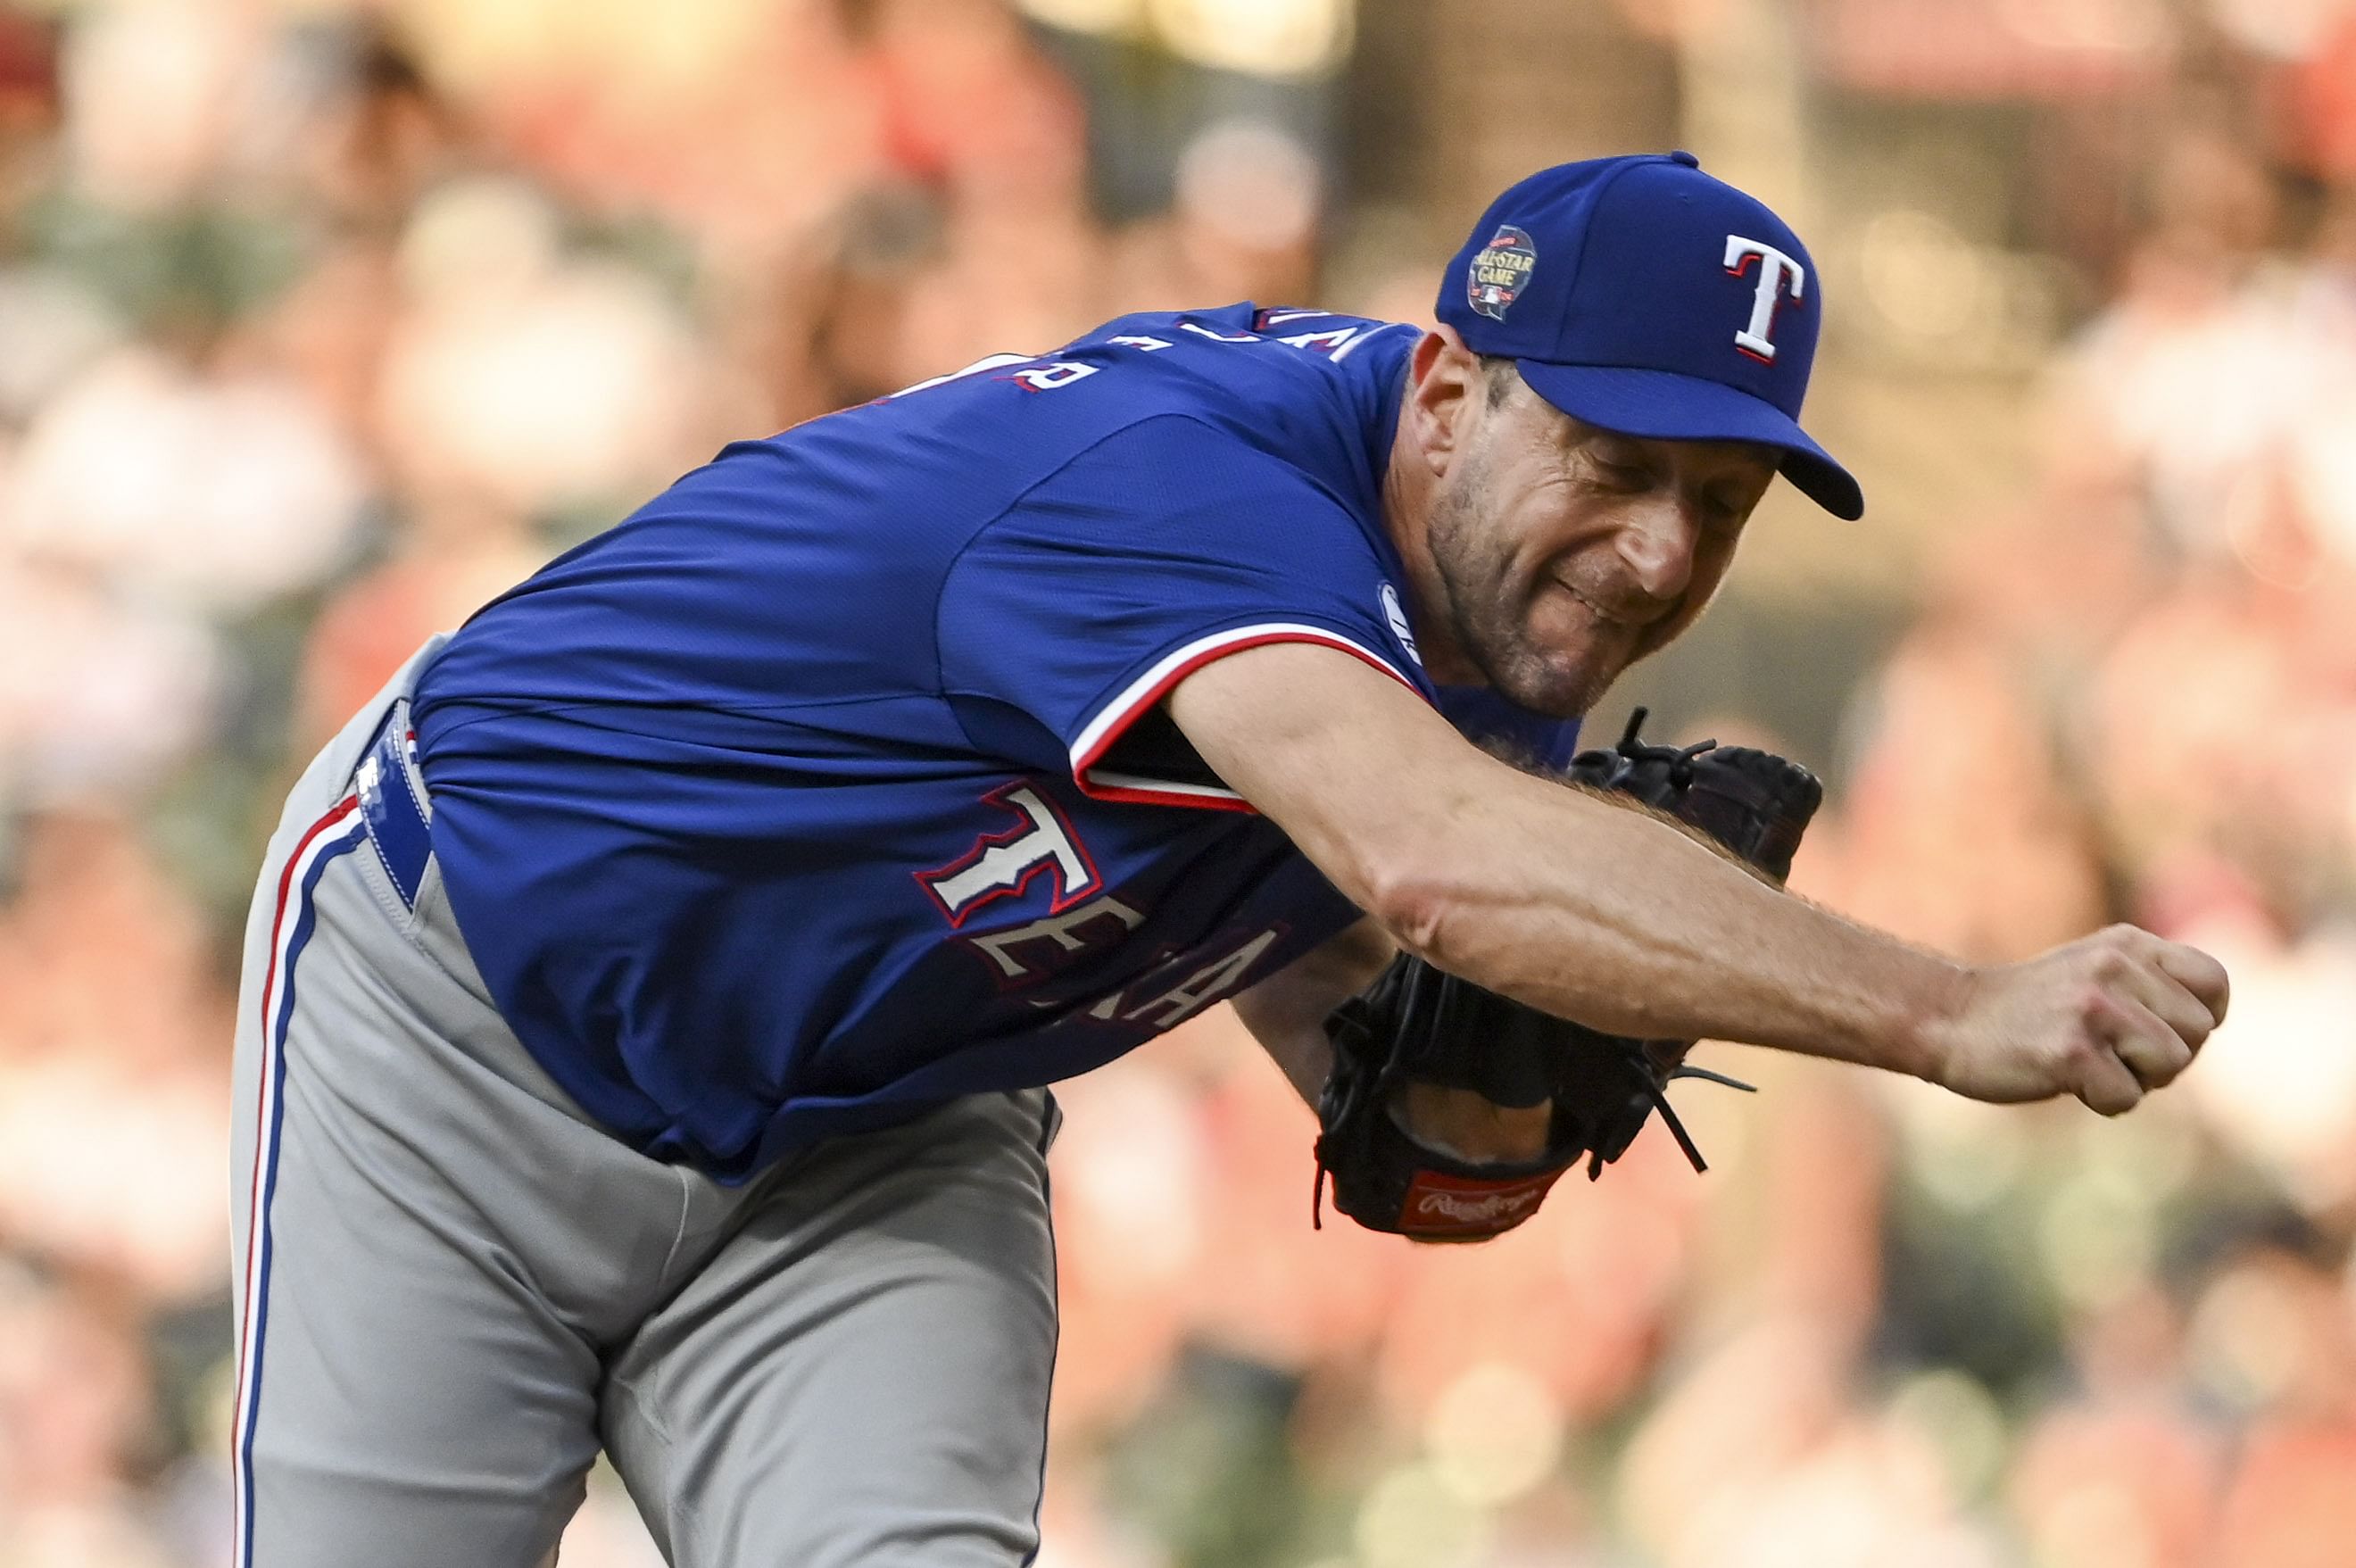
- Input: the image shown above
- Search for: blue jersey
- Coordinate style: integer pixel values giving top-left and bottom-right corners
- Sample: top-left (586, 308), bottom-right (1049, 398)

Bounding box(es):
top-left (411, 304), bottom-right (1580, 1180)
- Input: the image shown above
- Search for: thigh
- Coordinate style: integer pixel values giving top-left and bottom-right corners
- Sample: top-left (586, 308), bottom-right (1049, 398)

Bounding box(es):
top-left (229, 783), bottom-right (678, 1567)
top-left (602, 1091), bottom-right (1063, 1568)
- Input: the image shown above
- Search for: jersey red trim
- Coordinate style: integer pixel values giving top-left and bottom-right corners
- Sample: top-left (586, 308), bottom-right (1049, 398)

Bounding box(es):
top-left (1068, 626), bottom-right (1424, 811)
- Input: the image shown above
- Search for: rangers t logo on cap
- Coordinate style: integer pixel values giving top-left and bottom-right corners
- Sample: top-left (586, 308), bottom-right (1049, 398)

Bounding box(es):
top-left (1722, 235), bottom-right (1806, 364)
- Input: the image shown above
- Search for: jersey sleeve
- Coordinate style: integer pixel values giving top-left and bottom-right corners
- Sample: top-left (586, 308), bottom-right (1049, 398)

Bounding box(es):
top-left (936, 414), bottom-right (1430, 810)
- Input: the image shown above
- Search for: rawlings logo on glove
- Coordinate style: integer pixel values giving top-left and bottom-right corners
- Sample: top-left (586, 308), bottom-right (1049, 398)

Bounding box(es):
top-left (1406, 1171), bottom-right (1560, 1232)
top-left (1312, 709), bottom-right (1824, 1242)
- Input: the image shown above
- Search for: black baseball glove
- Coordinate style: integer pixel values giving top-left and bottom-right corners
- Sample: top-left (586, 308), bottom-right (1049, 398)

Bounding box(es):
top-left (1313, 709), bottom-right (1823, 1241)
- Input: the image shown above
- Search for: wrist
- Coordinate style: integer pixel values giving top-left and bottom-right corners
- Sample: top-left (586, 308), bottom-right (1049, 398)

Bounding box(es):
top-left (1890, 958), bottom-right (1977, 1086)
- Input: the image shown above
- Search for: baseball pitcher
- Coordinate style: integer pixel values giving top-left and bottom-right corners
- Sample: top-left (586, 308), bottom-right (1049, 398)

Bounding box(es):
top-left (228, 154), bottom-right (2227, 1565)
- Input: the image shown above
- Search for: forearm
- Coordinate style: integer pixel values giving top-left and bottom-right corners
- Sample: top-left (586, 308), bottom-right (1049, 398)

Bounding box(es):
top-left (1233, 918), bottom-right (1390, 1108)
top-left (1244, 1004), bottom-right (1335, 1108)
top-left (1170, 645), bottom-right (1963, 1084)
top-left (1386, 758), bottom-right (1964, 1077)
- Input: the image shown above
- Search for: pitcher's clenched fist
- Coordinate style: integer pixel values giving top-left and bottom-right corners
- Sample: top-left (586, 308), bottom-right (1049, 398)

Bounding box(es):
top-left (1924, 925), bottom-right (2231, 1116)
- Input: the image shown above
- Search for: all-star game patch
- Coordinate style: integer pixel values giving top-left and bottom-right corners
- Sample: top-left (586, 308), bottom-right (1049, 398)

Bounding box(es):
top-left (1468, 224), bottom-right (1537, 320)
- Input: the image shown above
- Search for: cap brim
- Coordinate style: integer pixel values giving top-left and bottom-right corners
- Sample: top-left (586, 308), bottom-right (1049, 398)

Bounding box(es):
top-left (1514, 361), bottom-right (1865, 521)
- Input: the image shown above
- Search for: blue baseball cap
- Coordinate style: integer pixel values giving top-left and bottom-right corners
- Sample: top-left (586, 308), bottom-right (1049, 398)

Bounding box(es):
top-left (1437, 152), bottom-right (1863, 520)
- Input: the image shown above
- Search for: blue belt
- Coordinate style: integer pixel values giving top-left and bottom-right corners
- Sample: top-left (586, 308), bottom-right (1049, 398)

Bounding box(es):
top-left (355, 700), bottom-right (433, 911)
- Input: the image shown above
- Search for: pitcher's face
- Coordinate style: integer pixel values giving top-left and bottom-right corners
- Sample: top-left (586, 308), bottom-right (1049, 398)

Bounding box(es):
top-left (1421, 365), bottom-right (1777, 716)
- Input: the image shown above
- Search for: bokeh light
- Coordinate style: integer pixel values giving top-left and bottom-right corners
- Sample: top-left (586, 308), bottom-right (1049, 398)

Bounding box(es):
top-left (3, 2), bottom-right (2355, 1565)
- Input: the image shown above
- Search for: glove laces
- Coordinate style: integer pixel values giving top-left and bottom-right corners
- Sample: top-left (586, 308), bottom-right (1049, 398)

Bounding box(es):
top-left (1612, 706), bottom-right (1720, 788)
top-left (1593, 1061), bottom-right (1756, 1182)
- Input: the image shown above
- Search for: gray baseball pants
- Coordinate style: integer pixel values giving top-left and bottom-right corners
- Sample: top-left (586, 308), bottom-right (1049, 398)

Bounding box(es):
top-left (228, 643), bottom-right (1061, 1566)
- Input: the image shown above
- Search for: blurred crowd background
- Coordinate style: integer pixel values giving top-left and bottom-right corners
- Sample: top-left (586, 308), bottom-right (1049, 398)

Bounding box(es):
top-left (3, 0), bottom-right (2355, 1564)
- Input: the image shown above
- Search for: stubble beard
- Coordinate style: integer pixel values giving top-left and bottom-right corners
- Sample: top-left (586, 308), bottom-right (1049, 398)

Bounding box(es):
top-left (1424, 461), bottom-right (1633, 719)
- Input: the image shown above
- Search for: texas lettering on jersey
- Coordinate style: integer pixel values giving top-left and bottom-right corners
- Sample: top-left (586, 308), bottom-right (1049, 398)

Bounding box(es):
top-left (917, 776), bottom-right (1289, 1030)
top-left (916, 782), bottom-right (1100, 928)
top-left (1062, 924), bottom-right (1288, 1031)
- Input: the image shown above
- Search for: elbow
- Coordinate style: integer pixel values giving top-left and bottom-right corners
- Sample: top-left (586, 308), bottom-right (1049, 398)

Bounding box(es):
top-left (1362, 856), bottom-right (1468, 971)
